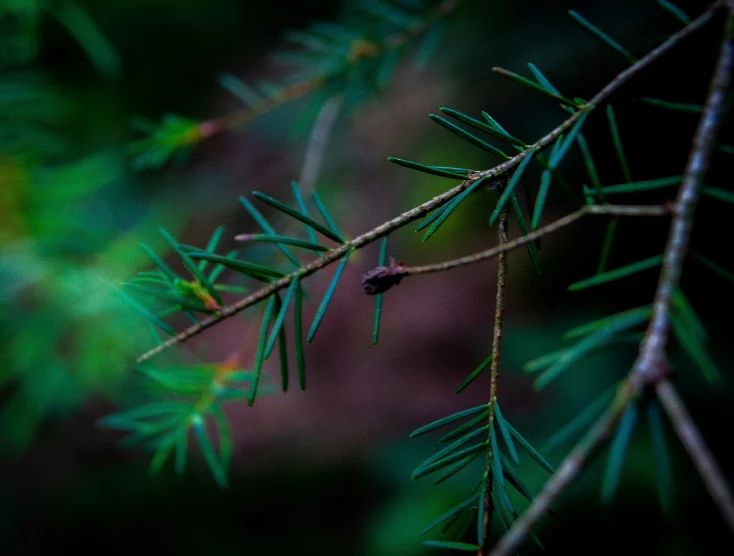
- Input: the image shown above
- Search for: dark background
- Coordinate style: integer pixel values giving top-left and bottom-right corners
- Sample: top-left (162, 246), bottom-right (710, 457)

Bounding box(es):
top-left (1, 0), bottom-right (732, 554)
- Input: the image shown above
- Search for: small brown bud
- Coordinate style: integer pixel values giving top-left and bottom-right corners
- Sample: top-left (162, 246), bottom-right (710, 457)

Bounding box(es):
top-left (361, 257), bottom-right (406, 295)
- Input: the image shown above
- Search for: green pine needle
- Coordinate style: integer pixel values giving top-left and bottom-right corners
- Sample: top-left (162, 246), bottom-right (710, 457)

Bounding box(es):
top-left (601, 403), bottom-right (638, 503)
top-left (372, 237), bottom-right (388, 345)
top-left (253, 191), bottom-right (344, 243)
top-left (307, 250), bottom-right (352, 343)
top-left (568, 254), bottom-right (663, 291)
top-left (569, 11), bottom-right (637, 64)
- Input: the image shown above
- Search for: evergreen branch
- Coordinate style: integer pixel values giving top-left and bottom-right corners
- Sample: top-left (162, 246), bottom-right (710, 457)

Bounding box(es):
top-left (399, 205), bottom-right (668, 278)
top-left (489, 8), bottom-right (734, 553)
top-left (136, 1), bottom-right (717, 364)
top-left (479, 207), bottom-right (509, 555)
top-left (196, 0), bottom-right (470, 140)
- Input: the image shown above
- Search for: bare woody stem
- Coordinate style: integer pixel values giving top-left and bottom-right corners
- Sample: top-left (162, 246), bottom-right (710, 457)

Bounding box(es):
top-left (137, 0), bottom-right (720, 365)
top-left (479, 208), bottom-right (509, 555)
top-left (401, 204), bottom-right (668, 277)
top-left (490, 8), bottom-right (734, 555)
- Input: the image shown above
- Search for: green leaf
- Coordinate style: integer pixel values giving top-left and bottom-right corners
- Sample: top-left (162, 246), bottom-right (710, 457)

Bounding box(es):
top-left (535, 309), bottom-right (650, 389)
top-left (413, 426), bottom-right (489, 478)
top-left (149, 435), bottom-right (176, 476)
top-left (409, 404), bottom-right (489, 438)
top-left (455, 353), bottom-right (493, 394)
top-left (543, 384), bottom-right (618, 451)
top-left (291, 181), bottom-right (318, 244)
top-left (294, 280), bottom-right (306, 390)
top-left (139, 242), bottom-right (178, 283)
top-left (174, 425), bottom-right (188, 474)
top-left (431, 451), bottom-right (483, 485)
top-left (640, 97), bottom-right (702, 113)
top-left (51, 0), bottom-right (122, 78)
top-left (307, 251), bottom-right (352, 343)
top-left (440, 107), bottom-right (526, 147)
top-left (510, 191), bottom-right (542, 274)
top-left (253, 191), bottom-right (344, 244)
top-left (568, 254), bottom-right (663, 291)
top-left (311, 190), bottom-right (344, 241)
top-left (234, 233), bottom-right (329, 252)
top-left (702, 186), bottom-right (734, 204)
top-left (209, 249), bottom-right (238, 283)
top-left (429, 114), bottom-right (509, 159)
top-left (607, 105), bottom-right (632, 183)
top-left (564, 305), bottom-right (652, 340)
top-left (423, 177), bottom-right (488, 241)
top-left (423, 541), bottom-right (479, 552)
top-left (492, 67), bottom-right (582, 107)
top-left (123, 283), bottom-right (211, 313)
top-left (413, 22), bottom-right (445, 68)
top-left (670, 310), bottom-right (720, 383)
top-left (219, 73), bottom-right (264, 106)
top-left (550, 112), bottom-right (590, 169)
top-left (115, 288), bottom-right (176, 336)
top-left (500, 453), bottom-right (535, 502)
top-left (527, 63), bottom-right (561, 95)
top-left (264, 279), bottom-right (298, 359)
top-left (576, 134), bottom-right (603, 193)
top-left (672, 289), bottom-right (706, 340)
top-left (159, 227), bottom-right (224, 307)
top-left (372, 237), bottom-right (388, 345)
top-left (440, 410), bottom-right (490, 443)
top-left (656, 0), bottom-right (690, 24)
top-left (388, 157), bottom-right (470, 179)
top-left (648, 400), bottom-right (673, 513)
top-left (186, 251), bottom-right (285, 281)
top-left (489, 150), bottom-right (536, 226)
top-left (239, 196), bottom-right (301, 267)
top-left (98, 401), bottom-right (189, 428)
top-left (568, 11), bottom-right (637, 64)
top-left (505, 421), bottom-right (554, 473)
top-left (601, 403), bottom-right (638, 503)
top-left (413, 442), bottom-right (488, 480)
top-left (490, 422), bottom-right (504, 492)
top-left (531, 138), bottom-right (564, 230)
top-left (419, 494), bottom-right (480, 536)
top-left (690, 251), bottom-right (734, 283)
top-left (276, 293), bottom-right (290, 392)
top-left (597, 218), bottom-right (617, 272)
top-left (198, 226), bottom-right (225, 272)
top-left (494, 401), bottom-right (520, 465)
top-left (598, 175), bottom-right (681, 195)
top-left (249, 296), bottom-right (277, 406)
top-left (192, 414), bottom-right (228, 488)
top-left (211, 405), bottom-right (233, 472)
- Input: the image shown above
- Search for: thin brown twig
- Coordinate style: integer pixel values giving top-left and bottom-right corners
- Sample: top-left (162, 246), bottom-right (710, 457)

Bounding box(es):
top-left (479, 207), bottom-right (509, 555)
top-left (137, 0), bottom-right (717, 365)
top-left (489, 5), bottom-right (734, 554)
top-left (401, 204), bottom-right (668, 278)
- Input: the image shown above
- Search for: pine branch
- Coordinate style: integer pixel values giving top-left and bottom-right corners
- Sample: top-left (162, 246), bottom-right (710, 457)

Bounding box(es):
top-left (489, 7), bottom-right (734, 554)
top-left (136, 0), bottom-right (718, 364)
